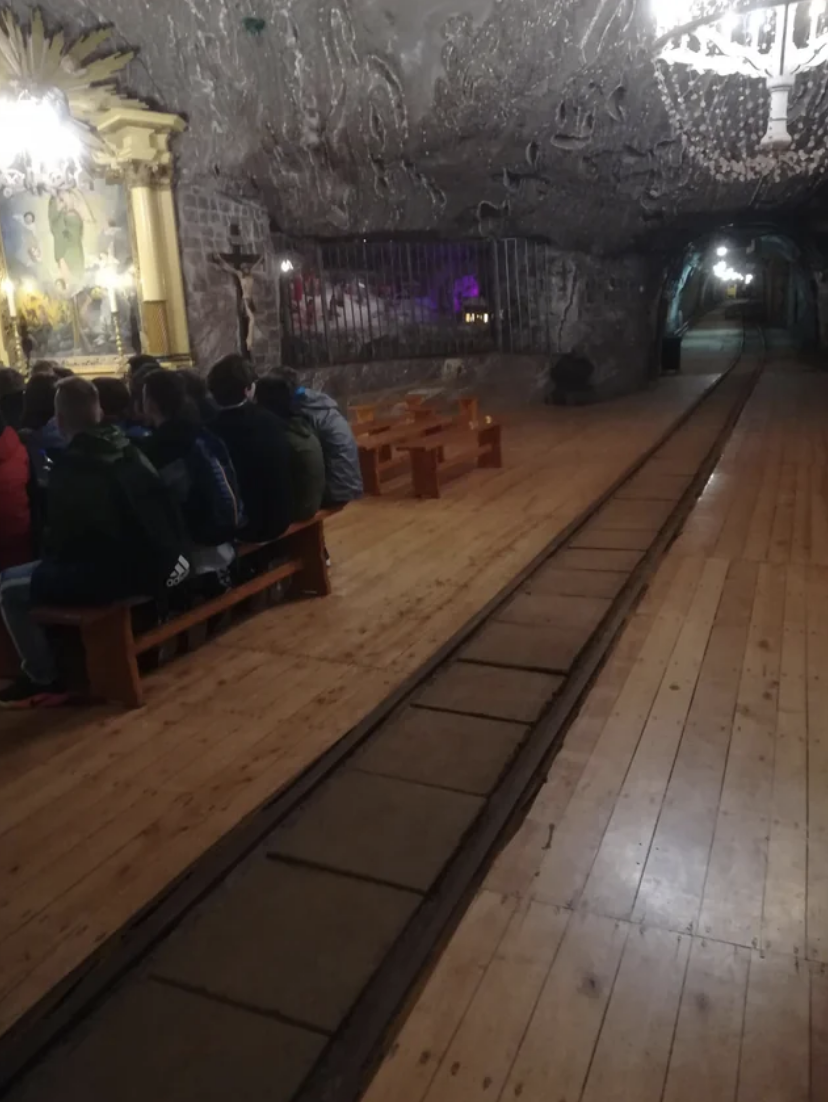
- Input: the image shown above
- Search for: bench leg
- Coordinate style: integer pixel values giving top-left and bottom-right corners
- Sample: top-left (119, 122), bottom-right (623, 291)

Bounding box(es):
top-left (291, 520), bottom-right (332, 596)
top-left (359, 448), bottom-right (382, 496)
top-left (460, 397), bottom-right (480, 424)
top-left (411, 449), bottom-right (441, 498)
top-left (81, 606), bottom-right (142, 708)
top-left (478, 424), bottom-right (503, 468)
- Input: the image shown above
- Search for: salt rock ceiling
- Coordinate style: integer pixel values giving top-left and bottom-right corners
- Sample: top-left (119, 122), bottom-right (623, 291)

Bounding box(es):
top-left (46, 0), bottom-right (828, 252)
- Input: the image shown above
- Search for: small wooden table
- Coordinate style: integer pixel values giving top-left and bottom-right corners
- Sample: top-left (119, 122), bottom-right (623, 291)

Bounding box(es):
top-left (357, 413), bottom-right (457, 495)
top-left (399, 420), bottom-right (503, 499)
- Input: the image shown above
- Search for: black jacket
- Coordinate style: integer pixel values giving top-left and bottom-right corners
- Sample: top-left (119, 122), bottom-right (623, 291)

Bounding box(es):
top-left (44, 424), bottom-right (190, 594)
top-left (211, 403), bottom-right (293, 541)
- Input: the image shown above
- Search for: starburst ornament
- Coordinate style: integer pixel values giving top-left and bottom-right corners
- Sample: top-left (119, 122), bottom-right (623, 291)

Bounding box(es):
top-left (0, 9), bottom-right (141, 194)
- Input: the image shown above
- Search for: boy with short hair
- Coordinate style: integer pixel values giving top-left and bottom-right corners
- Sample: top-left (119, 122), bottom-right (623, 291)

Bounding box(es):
top-left (207, 355), bottom-right (293, 541)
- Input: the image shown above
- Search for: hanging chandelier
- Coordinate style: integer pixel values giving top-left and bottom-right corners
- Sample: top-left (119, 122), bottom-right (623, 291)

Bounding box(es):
top-left (652, 0), bottom-right (828, 180)
top-left (0, 88), bottom-right (83, 193)
top-left (0, 9), bottom-right (139, 196)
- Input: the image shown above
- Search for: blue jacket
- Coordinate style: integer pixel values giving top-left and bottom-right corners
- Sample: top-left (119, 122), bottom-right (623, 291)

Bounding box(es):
top-left (294, 388), bottom-right (362, 504)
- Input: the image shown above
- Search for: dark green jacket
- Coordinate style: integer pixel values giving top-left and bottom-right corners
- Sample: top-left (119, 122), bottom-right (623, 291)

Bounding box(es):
top-left (44, 424), bottom-right (190, 591)
top-left (286, 416), bottom-right (325, 522)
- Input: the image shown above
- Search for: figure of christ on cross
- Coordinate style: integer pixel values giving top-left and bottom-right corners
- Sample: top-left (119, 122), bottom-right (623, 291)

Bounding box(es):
top-left (211, 246), bottom-right (266, 357)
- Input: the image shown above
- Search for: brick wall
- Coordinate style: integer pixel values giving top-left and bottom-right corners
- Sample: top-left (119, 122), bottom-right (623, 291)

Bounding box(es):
top-left (175, 184), bottom-right (281, 371)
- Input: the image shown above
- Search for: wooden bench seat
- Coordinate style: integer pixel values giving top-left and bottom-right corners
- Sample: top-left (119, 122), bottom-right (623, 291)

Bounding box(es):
top-left (30, 512), bottom-right (332, 709)
top-left (399, 421), bottom-right (503, 499)
top-left (358, 414), bottom-right (456, 495)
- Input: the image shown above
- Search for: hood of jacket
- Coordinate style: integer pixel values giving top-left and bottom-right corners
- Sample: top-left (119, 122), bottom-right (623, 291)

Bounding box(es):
top-left (64, 423), bottom-right (134, 465)
top-left (295, 387), bottom-right (339, 414)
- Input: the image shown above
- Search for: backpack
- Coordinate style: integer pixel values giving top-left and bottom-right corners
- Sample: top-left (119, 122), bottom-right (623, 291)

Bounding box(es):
top-left (112, 449), bottom-right (193, 593)
top-left (183, 429), bottom-right (246, 547)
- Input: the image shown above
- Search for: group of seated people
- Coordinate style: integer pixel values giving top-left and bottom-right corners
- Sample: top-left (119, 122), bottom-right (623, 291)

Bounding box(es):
top-left (0, 354), bottom-right (363, 709)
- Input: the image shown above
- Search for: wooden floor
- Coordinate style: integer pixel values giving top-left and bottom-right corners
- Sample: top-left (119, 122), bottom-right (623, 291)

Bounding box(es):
top-left (364, 363), bottom-right (828, 1102)
top-left (0, 375), bottom-right (719, 1040)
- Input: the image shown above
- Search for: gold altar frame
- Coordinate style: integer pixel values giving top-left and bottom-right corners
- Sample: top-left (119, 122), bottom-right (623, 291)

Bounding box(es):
top-left (0, 105), bottom-right (191, 375)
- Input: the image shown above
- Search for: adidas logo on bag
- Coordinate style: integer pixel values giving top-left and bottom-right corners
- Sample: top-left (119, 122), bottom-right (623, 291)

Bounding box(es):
top-left (166, 556), bottom-right (191, 588)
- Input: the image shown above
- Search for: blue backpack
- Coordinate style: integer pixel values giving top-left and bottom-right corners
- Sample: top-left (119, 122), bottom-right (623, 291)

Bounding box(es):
top-left (183, 429), bottom-right (246, 546)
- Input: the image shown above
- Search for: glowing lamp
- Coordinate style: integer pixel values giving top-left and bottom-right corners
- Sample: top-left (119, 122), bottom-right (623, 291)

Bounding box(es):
top-left (0, 90), bottom-right (83, 193)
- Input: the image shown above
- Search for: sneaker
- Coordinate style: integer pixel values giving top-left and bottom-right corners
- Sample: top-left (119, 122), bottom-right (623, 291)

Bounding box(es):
top-left (0, 675), bottom-right (70, 710)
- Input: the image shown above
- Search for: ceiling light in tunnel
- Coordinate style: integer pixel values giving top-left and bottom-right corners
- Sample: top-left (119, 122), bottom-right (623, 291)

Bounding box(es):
top-left (716, 245), bottom-right (729, 257)
top-left (652, 0), bottom-right (828, 170)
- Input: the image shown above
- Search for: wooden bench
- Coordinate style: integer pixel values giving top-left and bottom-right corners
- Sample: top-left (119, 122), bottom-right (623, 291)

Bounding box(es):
top-left (350, 403), bottom-right (379, 424)
top-left (399, 421), bottom-right (503, 499)
top-left (29, 512), bottom-right (332, 709)
top-left (357, 414), bottom-right (457, 495)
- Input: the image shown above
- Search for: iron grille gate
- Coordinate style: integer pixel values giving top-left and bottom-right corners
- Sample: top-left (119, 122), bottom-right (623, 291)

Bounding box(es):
top-left (280, 238), bottom-right (564, 367)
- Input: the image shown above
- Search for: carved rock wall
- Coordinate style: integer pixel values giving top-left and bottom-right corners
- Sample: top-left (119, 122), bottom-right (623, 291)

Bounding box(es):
top-left (29, 0), bottom-right (828, 255)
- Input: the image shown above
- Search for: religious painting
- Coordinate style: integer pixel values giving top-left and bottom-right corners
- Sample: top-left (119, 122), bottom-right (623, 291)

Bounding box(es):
top-left (0, 177), bottom-right (137, 363)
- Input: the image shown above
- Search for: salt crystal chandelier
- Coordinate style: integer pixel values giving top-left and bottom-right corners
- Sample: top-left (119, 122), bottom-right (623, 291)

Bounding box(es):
top-left (652, 0), bottom-right (828, 180)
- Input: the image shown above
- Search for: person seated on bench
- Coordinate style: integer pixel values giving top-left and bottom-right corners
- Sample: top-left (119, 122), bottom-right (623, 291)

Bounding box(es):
top-left (20, 371), bottom-right (66, 453)
top-left (269, 368), bottom-right (362, 508)
top-left (126, 353), bottom-right (162, 380)
top-left (0, 367), bottom-right (24, 431)
top-left (254, 373), bottom-right (325, 522)
top-left (0, 408), bottom-right (32, 570)
top-left (93, 376), bottom-right (150, 442)
top-left (139, 368), bottom-right (244, 582)
top-left (207, 355), bottom-right (293, 541)
top-left (178, 367), bottom-right (220, 427)
top-left (0, 377), bottom-right (191, 709)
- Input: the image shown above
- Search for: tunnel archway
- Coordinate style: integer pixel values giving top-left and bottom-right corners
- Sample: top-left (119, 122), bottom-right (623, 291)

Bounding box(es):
top-left (655, 224), bottom-right (822, 374)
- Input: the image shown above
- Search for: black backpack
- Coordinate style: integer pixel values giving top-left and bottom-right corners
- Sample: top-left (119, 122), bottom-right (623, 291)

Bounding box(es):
top-left (114, 450), bottom-right (193, 593)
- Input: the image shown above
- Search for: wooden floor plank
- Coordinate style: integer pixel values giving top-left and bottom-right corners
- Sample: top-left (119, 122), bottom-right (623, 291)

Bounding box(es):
top-left (363, 891), bottom-right (516, 1102)
top-left (531, 557), bottom-right (706, 909)
top-left (579, 925), bottom-right (691, 1102)
top-left (763, 562), bottom-right (808, 958)
top-left (632, 564), bottom-right (755, 933)
top-left (699, 562), bottom-right (786, 948)
top-left (421, 902), bottom-right (568, 1102)
top-left (579, 557), bottom-right (728, 920)
top-left (502, 912), bottom-right (629, 1102)
top-left (662, 937), bottom-right (750, 1102)
top-left (736, 949), bottom-right (810, 1102)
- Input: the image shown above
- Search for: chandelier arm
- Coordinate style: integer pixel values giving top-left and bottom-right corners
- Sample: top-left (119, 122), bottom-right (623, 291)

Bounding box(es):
top-left (658, 45), bottom-right (757, 76)
top-left (702, 26), bottom-right (769, 76)
top-left (652, 0), bottom-right (800, 54)
top-left (790, 33), bottom-right (828, 73)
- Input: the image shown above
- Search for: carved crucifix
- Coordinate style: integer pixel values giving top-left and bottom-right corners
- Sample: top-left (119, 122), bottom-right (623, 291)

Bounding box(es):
top-left (211, 226), bottom-right (265, 357)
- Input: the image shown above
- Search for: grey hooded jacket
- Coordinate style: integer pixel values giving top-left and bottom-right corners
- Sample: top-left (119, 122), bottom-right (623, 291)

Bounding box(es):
top-left (295, 387), bottom-right (363, 504)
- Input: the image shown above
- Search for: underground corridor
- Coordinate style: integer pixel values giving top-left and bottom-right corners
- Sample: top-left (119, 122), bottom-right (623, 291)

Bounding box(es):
top-left (0, 3), bottom-right (827, 1102)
